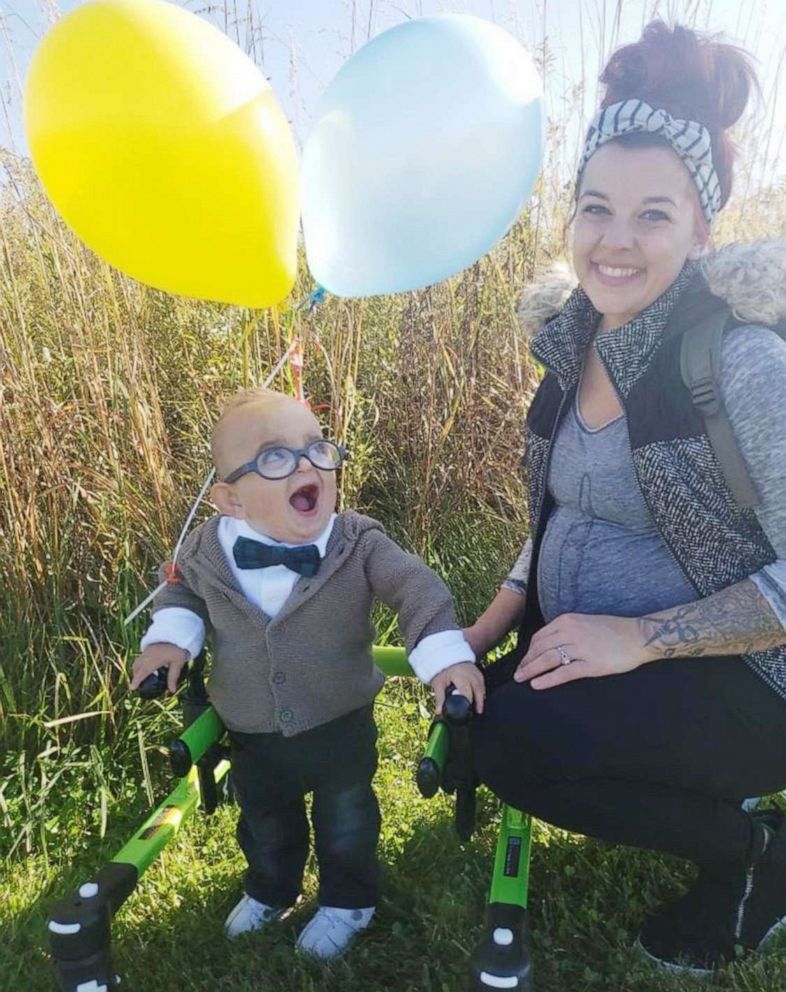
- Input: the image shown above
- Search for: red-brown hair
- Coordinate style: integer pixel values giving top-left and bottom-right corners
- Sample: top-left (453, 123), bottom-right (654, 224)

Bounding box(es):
top-left (598, 21), bottom-right (759, 208)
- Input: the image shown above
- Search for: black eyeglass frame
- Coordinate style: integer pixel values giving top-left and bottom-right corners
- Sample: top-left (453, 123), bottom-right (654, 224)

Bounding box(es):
top-left (222, 440), bottom-right (348, 483)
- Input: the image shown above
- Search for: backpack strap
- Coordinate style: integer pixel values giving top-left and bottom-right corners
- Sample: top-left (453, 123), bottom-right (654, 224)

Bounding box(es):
top-left (679, 308), bottom-right (760, 508)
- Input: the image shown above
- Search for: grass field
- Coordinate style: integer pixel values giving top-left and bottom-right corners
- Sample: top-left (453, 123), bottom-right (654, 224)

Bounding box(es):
top-left (3, 1), bottom-right (786, 989)
top-left (4, 679), bottom-right (786, 992)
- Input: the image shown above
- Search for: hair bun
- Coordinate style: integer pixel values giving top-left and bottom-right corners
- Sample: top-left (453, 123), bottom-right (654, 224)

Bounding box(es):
top-left (597, 20), bottom-right (758, 207)
top-left (600, 21), bottom-right (756, 130)
top-left (708, 43), bottom-right (756, 128)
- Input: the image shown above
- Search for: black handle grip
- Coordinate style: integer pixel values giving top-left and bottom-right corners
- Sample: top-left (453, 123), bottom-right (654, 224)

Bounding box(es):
top-left (136, 664), bottom-right (188, 700)
top-left (416, 757), bottom-right (441, 799)
top-left (444, 688), bottom-right (473, 725)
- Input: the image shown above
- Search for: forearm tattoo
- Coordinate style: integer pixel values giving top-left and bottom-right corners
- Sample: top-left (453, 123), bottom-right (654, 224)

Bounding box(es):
top-left (638, 579), bottom-right (786, 660)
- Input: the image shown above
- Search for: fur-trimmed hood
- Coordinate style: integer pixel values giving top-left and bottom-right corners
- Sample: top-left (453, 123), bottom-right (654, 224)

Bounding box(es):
top-left (517, 240), bottom-right (786, 338)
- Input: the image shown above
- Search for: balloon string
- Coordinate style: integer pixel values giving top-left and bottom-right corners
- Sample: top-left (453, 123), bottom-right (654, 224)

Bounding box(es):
top-left (124, 287), bottom-right (327, 628)
top-left (290, 336), bottom-right (306, 404)
top-left (286, 285), bottom-right (325, 406)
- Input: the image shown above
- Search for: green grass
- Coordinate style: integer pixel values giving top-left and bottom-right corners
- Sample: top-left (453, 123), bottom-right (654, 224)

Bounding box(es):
top-left (4, 679), bottom-right (786, 992)
top-left (3, 4), bottom-right (786, 988)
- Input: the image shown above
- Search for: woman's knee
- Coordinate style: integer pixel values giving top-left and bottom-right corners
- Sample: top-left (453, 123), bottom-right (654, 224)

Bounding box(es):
top-left (472, 685), bottom-right (546, 796)
top-left (472, 677), bottom-right (601, 797)
top-left (473, 678), bottom-right (555, 753)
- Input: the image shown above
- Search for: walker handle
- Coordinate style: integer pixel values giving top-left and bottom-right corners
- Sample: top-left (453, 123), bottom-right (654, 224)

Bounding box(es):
top-left (444, 687), bottom-right (473, 725)
top-left (135, 664), bottom-right (189, 700)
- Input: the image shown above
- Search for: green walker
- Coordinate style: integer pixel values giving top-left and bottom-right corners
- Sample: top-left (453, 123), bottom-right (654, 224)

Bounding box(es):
top-left (47, 647), bottom-right (534, 992)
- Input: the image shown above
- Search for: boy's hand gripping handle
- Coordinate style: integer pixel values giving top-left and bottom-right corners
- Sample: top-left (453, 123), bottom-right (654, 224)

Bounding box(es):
top-left (417, 685), bottom-right (478, 841)
top-left (135, 664), bottom-right (189, 699)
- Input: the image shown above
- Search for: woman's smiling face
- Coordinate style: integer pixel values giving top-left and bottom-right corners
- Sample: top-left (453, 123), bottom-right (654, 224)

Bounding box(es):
top-left (572, 141), bottom-right (709, 332)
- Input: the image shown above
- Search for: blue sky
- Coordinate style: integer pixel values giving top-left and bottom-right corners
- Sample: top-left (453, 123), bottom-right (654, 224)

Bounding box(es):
top-left (1, 0), bottom-right (784, 185)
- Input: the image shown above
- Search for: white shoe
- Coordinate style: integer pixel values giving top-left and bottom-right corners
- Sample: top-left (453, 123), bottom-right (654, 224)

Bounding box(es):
top-left (296, 905), bottom-right (375, 960)
top-left (224, 893), bottom-right (287, 939)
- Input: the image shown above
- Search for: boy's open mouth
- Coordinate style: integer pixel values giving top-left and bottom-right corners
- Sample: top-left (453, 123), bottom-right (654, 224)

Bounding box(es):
top-left (289, 483), bottom-right (319, 513)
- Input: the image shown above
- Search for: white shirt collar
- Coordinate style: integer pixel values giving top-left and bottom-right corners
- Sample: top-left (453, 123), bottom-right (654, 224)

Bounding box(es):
top-left (228, 514), bottom-right (336, 558)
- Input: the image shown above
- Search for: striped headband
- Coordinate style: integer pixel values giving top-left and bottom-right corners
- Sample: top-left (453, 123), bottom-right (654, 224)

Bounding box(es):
top-left (578, 99), bottom-right (722, 224)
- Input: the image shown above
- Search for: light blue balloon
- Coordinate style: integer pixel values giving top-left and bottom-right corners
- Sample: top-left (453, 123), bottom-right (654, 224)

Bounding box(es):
top-left (302, 14), bottom-right (544, 298)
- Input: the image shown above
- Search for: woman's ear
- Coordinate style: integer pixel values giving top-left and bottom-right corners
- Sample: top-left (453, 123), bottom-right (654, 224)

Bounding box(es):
top-left (688, 215), bottom-right (712, 260)
top-left (687, 240), bottom-right (709, 260)
top-left (210, 482), bottom-right (244, 518)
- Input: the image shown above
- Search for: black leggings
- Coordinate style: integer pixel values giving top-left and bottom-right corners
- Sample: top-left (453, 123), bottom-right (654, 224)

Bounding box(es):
top-left (473, 656), bottom-right (786, 868)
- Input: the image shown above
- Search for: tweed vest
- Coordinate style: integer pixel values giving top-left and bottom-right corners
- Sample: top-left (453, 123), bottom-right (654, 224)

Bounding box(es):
top-left (517, 266), bottom-right (786, 700)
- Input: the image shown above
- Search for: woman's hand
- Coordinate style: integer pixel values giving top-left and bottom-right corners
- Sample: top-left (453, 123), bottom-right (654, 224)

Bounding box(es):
top-left (431, 662), bottom-right (486, 714)
top-left (513, 613), bottom-right (648, 689)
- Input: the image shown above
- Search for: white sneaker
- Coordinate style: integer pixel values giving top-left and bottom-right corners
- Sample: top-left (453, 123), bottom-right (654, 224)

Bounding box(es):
top-left (224, 893), bottom-right (287, 939)
top-left (296, 905), bottom-right (375, 960)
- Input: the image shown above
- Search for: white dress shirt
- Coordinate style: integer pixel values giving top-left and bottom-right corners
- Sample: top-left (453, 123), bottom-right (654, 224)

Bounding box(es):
top-left (140, 515), bottom-right (473, 683)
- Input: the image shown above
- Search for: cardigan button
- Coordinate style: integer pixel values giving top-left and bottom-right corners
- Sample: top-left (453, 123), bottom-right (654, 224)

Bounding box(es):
top-left (279, 708), bottom-right (293, 724)
top-left (272, 671), bottom-right (286, 685)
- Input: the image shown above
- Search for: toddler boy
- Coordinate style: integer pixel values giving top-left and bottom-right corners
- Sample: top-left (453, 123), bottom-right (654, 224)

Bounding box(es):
top-left (130, 387), bottom-right (483, 959)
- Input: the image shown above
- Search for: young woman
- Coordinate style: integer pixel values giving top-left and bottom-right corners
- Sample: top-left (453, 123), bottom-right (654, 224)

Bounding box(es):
top-left (458, 21), bottom-right (786, 972)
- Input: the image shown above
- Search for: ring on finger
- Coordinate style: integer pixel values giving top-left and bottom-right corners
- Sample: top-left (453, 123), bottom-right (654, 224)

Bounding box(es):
top-left (556, 645), bottom-right (572, 666)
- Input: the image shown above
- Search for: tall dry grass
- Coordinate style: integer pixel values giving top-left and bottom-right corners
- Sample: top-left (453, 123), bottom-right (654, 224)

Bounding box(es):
top-left (0, 0), bottom-right (784, 860)
top-left (0, 149), bottom-right (556, 857)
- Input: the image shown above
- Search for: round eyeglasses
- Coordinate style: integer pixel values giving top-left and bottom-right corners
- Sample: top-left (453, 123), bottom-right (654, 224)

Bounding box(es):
top-left (223, 439), bottom-right (348, 483)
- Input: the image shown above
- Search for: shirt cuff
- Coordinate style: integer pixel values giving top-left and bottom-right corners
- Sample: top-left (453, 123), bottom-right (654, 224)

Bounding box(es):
top-left (407, 629), bottom-right (476, 684)
top-left (502, 578), bottom-right (528, 595)
top-left (751, 563), bottom-right (786, 630)
top-left (505, 538), bottom-right (532, 592)
top-left (140, 607), bottom-right (206, 660)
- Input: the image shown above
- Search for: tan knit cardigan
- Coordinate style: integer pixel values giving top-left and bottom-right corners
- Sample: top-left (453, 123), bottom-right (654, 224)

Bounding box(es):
top-left (152, 511), bottom-right (462, 735)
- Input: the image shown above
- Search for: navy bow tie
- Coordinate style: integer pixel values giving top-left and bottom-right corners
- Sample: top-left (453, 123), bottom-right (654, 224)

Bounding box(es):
top-left (232, 537), bottom-right (321, 577)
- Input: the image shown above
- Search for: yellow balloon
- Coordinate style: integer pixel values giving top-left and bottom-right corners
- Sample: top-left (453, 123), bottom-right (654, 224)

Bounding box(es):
top-left (24, 0), bottom-right (298, 308)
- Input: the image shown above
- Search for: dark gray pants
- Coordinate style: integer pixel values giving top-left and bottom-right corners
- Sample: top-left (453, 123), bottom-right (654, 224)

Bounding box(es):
top-left (229, 705), bottom-right (380, 908)
top-left (474, 656), bottom-right (786, 869)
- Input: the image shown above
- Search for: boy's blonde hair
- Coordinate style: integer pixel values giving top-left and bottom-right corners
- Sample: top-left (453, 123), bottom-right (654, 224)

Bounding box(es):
top-left (211, 387), bottom-right (290, 479)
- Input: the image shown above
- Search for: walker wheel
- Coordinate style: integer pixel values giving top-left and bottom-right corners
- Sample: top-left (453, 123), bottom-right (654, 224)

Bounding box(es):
top-left (470, 904), bottom-right (534, 992)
